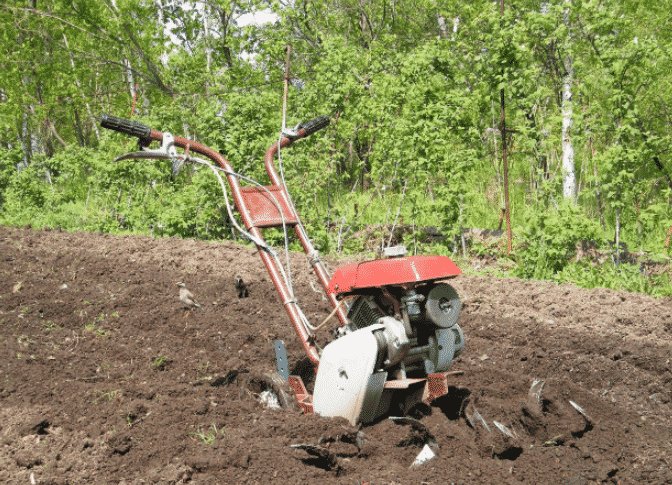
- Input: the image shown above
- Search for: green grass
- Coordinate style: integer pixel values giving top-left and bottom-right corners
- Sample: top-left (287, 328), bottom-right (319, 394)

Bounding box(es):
top-left (94, 389), bottom-right (120, 403)
top-left (189, 424), bottom-right (222, 445)
top-left (3, 165), bottom-right (672, 298)
top-left (151, 355), bottom-right (167, 369)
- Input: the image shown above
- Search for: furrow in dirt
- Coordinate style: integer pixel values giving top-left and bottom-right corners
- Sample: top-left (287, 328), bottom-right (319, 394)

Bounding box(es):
top-left (1, 226), bottom-right (671, 484)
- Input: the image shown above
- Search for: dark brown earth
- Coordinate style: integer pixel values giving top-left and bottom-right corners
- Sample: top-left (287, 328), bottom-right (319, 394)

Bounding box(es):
top-left (1, 225), bottom-right (671, 484)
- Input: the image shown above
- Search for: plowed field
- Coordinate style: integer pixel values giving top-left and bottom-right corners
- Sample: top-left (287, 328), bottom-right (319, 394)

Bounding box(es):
top-left (1, 225), bottom-right (671, 484)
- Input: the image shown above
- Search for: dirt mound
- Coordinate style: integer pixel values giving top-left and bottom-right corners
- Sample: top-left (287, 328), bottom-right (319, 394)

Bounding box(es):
top-left (1, 225), bottom-right (671, 484)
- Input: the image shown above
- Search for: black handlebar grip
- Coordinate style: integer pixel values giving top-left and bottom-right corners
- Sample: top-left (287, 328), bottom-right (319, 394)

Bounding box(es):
top-left (300, 115), bottom-right (330, 137)
top-left (100, 113), bottom-right (152, 139)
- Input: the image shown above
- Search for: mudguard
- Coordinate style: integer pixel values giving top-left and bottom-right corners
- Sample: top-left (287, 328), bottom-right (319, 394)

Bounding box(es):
top-left (313, 325), bottom-right (388, 425)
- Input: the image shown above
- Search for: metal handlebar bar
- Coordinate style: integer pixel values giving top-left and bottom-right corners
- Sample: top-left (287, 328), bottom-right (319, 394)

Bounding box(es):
top-left (99, 112), bottom-right (337, 367)
top-left (100, 113), bottom-right (330, 144)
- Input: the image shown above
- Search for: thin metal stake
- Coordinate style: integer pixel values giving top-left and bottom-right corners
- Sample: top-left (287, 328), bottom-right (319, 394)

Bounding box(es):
top-left (282, 46), bottom-right (291, 130)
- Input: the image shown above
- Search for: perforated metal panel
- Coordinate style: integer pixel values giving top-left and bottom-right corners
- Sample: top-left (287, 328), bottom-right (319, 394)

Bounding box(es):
top-left (239, 186), bottom-right (298, 228)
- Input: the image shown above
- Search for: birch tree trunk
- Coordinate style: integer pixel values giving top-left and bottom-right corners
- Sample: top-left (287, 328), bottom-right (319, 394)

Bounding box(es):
top-left (20, 109), bottom-right (31, 169)
top-left (561, 0), bottom-right (576, 202)
top-left (124, 58), bottom-right (137, 109)
top-left (203, 2), bottom-right (212, 74)
top-left (436, 14), bottom-right (458, 40)
top-left (437, 14), bottom-right (448, 38)
top-left (63, 34), bottom-right (100, 142)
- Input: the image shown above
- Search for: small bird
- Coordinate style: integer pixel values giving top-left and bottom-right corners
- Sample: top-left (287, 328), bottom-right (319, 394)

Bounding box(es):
top-left (176, 282), bottom-right (206, 314)
top-left (235, 275), bottom-right (249, 298)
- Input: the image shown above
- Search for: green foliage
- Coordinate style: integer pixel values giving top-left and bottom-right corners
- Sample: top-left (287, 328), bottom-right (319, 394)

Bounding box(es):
top-left (1, 0), bottom-right (672, 299)
top-left (0, 149), bottom-right (24, 208)
top-left (556, 262), bottom-right (672, 298)
top-left (515, 203), bottom-right (605, 280)
top-left (639, 198), bottom-right (672, 254)
top-left (1, 164), bottom-right (52, 223)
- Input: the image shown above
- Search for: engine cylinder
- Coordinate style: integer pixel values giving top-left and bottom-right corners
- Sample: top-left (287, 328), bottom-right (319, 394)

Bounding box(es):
top-left (345, 283), bottom-right (464, 376)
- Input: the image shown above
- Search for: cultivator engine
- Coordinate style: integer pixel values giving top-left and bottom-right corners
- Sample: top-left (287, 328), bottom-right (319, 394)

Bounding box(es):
top-left (312, 253), bottom-right (465, 424)
top-left (100, 113), bottom-right (466, 426)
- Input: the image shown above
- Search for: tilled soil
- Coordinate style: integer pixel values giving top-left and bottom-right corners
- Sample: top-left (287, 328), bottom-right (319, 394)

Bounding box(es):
top-left (1, 225), bottom-right (671, 484)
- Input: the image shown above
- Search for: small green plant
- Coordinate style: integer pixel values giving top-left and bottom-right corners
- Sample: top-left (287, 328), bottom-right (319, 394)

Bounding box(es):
top-left (42, 321), bottom-right (61, 331)
top-left (84, 323), bottom-right (109, 337)
top-left (189, 424), bottom-right (222, 445)
top-left (17, 335), bottom-right (35, 345)
top-left (94, 389), bottom-right (120, 403)
top-left (197, 361), bottom-right (213, 380)
top-left (151, 355), bottom-right (168, 370)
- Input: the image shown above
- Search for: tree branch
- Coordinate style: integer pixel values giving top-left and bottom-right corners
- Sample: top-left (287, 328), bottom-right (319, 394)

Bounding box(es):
top-left (1, 5), bottom-right (98, 37)
top-left (58, 43), bottom-right (174, 95)
top-left (47, 120), bottom-right (68, 148)
top-left (122, 23), bottom-right (173, 95)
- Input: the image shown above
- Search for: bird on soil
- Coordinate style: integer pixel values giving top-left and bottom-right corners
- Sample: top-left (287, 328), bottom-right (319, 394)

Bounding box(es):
top-left (176, 282), bottom-right (206, 314)
top-left (235, 275), bottom-right (249, 298)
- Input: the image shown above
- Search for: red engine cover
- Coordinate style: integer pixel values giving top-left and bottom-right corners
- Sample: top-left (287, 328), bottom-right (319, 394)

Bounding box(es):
top-left (327, 255), bottom-right (461, 296)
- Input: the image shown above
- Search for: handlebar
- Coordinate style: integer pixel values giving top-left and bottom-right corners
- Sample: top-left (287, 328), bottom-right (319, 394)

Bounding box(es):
top-left (298, 115), bottom-right (330, 138)
top-left (100, 113), bottom-right (152, 139)
top-left (99, 112), bottom-right (335, 365)
top-left (100, 113), bottom-right (330, 142)
top-left (99, 111), bottom-right (331, 189)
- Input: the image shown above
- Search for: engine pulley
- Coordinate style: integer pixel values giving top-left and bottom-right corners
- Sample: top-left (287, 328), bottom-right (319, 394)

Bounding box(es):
top-left (425, 283), bottom-right (461, 328)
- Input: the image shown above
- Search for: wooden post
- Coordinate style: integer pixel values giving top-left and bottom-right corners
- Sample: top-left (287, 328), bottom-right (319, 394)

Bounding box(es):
top-left (500, 0), bottom-right (513, 255)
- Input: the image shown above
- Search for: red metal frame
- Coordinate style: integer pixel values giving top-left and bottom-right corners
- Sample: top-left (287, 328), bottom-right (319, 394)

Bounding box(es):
top-left (140, 127), bottom-right (347, 366)
top-left (288, 376), bottom-right (314, 415)
top-left (262, 138), bottom-right (350, 331)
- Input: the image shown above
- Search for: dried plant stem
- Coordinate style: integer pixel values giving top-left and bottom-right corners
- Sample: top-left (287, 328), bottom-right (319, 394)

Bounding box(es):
top-left (387, 180), bottom-right (408, 248)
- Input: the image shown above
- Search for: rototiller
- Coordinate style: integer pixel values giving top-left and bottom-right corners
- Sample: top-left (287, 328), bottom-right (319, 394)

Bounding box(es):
top-left (101, 114), bottom-right (465, 425)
